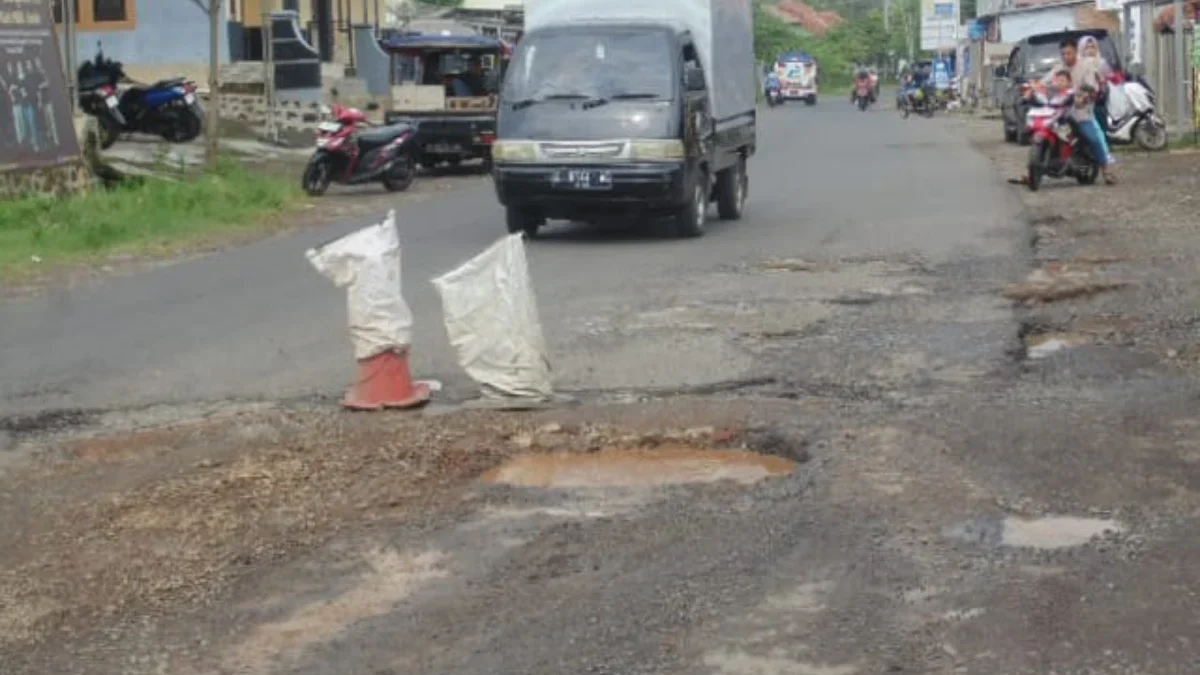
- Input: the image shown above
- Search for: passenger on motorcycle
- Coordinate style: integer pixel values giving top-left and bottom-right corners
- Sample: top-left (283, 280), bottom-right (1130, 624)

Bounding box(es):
top-left (764, 70), bottom-right (781, 96)
top-left (1034, 36), bottom-right (1117, 184)
top-left (850, 67), bottom-right (871, 102)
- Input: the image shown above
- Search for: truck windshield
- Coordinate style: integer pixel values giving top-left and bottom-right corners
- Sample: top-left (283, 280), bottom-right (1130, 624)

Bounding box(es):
top-left (504, 30), bottom-right (673, 103)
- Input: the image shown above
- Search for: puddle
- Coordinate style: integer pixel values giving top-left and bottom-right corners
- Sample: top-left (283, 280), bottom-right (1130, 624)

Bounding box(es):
top-left (947, 515), bottom-right (1121, 550)
top-left (482, 445), bottom-right (797, 488)
top-left (1026, 333), bottom-right (1090, 359)
top-left (1001, 516), bottom-right (1121, 549)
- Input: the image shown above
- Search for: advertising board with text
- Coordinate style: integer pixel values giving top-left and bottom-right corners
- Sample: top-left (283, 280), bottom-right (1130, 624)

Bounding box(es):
top-left (921, 0), bottom-right (960, 52)
top-left (0, 0), bottom-right (80, 172)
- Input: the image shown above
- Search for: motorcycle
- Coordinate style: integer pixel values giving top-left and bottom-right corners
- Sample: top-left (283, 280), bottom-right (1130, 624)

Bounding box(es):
top-left (852, 78), bottom-right (872, 111)
top-left (1024, 94), bottom-right (1100, 192)
top-left (898, 84), bottom-right (934, 118)
top-left (766, 83), bottom-right (783, 107)
top-left (76, 44), bottom-right (203, 149)
top-left (1104, 77), bottom-right (1168, 151)
top-left (302, 104), bottom-right (418, 196)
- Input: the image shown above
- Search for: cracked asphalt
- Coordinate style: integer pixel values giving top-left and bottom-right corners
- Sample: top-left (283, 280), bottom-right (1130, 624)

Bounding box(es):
top-left (5, 103), bottom-right (1200, 675)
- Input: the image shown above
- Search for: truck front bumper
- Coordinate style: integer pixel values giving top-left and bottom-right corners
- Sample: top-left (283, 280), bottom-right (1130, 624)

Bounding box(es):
top-left (493, 162), bottom-right (687, 218)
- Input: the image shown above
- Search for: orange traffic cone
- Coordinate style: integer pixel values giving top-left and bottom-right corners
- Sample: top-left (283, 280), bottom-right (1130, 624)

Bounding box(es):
top-left (343, 349), bottom-right (432, 411)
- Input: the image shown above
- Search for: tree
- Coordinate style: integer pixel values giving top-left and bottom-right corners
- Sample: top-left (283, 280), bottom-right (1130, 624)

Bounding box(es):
top-left (207, 0), bottom-right (222, 169)
top-left (188, 0), bottom-right (223, 168)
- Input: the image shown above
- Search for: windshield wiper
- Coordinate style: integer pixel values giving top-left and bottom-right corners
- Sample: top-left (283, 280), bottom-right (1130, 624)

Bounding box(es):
top-left (609, 92), bottom-right (662, 100)
top-left (510, 93), bottom-right (596, 110)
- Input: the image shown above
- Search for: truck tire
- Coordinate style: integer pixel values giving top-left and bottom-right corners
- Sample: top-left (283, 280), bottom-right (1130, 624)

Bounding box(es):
top-left (673, 174), bottom-right (708, 238)
top-left (715, 158), bottom-right (747, 220)
top-left (506, 206), bottom-right (544, 238)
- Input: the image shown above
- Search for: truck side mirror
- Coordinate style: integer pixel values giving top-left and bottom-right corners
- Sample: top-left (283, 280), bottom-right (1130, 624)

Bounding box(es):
top-left (685, 68), bottom-right (706, 91)
top-left (993, 65), bottom-right (1008, 78)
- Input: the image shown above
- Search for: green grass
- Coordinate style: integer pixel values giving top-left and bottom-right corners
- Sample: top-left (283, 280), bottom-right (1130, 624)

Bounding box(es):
top-left (0, 159), bottom-right (301, 282)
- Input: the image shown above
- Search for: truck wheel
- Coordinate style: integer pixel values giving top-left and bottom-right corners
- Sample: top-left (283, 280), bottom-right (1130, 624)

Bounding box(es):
top-left (715, 159), bottom-right (747, 220)
top-left (506, 207), bottom-right (544, 238)
top-left (806, 95), bottom-right (817, 106)
top-left (673, 175), bottom-right (708, 238)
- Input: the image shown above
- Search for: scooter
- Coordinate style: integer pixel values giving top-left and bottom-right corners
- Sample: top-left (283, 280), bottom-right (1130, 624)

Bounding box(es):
top-left (852, 78), bottom-right (873, 111)
top-left (76, 44), bottom-right (203, 149)
top-left (766, 83), bottom-right (783, 107)
top-left (1024, 94), bottom-right (1100, 192)
top-left (302, 104), bottom-right (418, 196)
top-left (1105, 77), bottom-right (1168, 151)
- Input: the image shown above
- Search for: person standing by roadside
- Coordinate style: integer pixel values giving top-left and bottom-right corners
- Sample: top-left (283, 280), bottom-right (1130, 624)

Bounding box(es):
top-left (29, 57), bottom-right (58, 150)
top-left (3, 63), bottom-right (24, 150)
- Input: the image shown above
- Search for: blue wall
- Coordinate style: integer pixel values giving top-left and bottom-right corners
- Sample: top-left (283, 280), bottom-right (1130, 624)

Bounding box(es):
top-left (74, 0), bottom-right (230, 66)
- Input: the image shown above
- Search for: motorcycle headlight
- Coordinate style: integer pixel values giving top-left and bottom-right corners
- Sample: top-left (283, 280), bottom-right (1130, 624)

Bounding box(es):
top-left (630, 139), bottom-right (685, 161)
top-left (491, 140), bottom-right (537, 163)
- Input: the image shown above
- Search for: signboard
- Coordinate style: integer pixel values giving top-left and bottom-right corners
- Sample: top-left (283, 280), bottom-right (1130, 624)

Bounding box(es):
top-left (921, 0), bottom-right (960, 52)
top-left (0, 0), bottom-right (80, 172)
top-left (1095, 0), bottom-right (1126, 12)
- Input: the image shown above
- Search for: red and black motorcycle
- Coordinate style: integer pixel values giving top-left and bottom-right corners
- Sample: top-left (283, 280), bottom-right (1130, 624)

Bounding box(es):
top-left (302, 105), bottom-right (417, 196)
top-left (1023, 91), bottom-right (1100, 192)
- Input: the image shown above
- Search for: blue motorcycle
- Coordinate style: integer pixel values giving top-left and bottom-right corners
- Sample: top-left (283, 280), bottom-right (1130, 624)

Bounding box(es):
top-left (77, 45), bottom-right (205, 149)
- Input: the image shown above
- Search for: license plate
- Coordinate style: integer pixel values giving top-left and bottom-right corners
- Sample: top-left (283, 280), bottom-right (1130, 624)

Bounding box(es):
top-left (105, 95), bottom-right (118, 107)
top-left (184, 93), bottom-right (196, 104)
top-left (317, 121), bottom-right (342, 133)
top-left (553, 169), bottom-right (612, 190)
top-left (429, 143), bottom-right (461, 153)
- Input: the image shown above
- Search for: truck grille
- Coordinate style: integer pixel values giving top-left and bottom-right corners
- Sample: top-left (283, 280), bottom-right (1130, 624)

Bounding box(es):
top-left (539, 142), bottom-right (625, 159)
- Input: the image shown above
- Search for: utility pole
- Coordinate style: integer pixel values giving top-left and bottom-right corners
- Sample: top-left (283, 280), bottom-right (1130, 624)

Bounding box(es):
top-left (207, 0), bottom-right (223, 168)
top-left (884, 0), bottom-right (890, 33)
top-left (63, 0), bottom-right (78, 113)
top-left (1173, 0), bottom-right (1187, 142)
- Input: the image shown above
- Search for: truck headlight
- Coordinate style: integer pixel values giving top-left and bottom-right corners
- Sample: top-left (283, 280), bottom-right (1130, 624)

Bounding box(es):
top-left (491, 140), bottom-right (537, 162)
top-left (630, 139), bottom-right (685, 161)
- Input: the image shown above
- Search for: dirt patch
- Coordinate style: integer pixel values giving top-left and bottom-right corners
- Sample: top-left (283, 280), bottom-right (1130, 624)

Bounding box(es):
top-left (0, 409), bottom-right (517, 651)
top-left (482, 446), bottom-right (797, 488)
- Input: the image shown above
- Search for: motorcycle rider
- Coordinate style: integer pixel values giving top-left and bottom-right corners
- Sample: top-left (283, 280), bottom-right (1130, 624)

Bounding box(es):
top-left (764, 69), bottom-right (782, 99)
top-left (850, 66), bottom-right (871, 103)
top-left (1035, 36), bottom-right (1117, 184)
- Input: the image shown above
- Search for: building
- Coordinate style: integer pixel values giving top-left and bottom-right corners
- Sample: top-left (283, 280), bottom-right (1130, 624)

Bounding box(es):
top-left (53, 0), bottom-right (231, 85)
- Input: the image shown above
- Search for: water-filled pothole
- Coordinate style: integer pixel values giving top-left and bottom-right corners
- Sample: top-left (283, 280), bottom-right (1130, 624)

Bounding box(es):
top-left (482, 446), bottom-right (797, 488)
top-left (947, 515), bottom-right (1122, 550)
top-left (1002, 516), bottom-right (1121, 549)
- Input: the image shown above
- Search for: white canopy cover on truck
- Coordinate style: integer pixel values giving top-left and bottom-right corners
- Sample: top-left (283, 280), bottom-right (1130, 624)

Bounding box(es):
top-left (523, 0), bottom-right (756, 124)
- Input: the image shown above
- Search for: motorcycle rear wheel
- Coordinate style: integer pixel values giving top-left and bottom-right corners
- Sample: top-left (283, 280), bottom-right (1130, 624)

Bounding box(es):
top-left (302, 157), bottom-right (332, 197)
top-left (382, 156), bottom-right (415, 192)
top-left (1133, 118), bottom-right (1168, 151)
top-left (163, 109), bottom-right (202, 144)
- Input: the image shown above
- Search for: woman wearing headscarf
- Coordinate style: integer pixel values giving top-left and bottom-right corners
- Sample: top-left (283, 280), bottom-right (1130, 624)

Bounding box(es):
top-left (1077, 35), bottom-right (1116, 183)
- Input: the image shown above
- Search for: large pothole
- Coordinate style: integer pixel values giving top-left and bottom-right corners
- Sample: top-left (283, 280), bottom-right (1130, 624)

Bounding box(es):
top-left (482, 446), bottom-right (798, 489)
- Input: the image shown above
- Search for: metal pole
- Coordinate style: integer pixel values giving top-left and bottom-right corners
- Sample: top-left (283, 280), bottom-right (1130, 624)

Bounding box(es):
top-left (884, 0), bottom-right (890, 33)
top-left (62, 0), bottom-right (78, 113)
top-left (207, 0), bottom-right (223, 167)
top-left (1175, 0), bottom-right (1188, 141)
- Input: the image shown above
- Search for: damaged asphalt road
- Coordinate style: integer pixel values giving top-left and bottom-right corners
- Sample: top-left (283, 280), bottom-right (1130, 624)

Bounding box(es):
top-left (6, 107), bottom-right (1200, 675)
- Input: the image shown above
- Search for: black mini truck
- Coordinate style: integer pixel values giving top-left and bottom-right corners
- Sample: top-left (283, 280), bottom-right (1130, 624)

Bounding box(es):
top-left (382, 34), bottom-right (509, 170)
top-left (491, 1), bottom-right (757, 239)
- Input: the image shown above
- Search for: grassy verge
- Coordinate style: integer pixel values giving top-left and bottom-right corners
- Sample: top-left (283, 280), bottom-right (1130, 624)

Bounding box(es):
top-left (0, 159), bottom-right (301, 283)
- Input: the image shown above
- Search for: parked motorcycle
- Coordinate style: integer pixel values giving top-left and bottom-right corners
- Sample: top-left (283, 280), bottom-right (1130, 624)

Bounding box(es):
top-left (1024, 95), bottom-right (1100, 192)
top-left (302, 105), bottom-right (418, 197)
top-left (76, 45), bottom-right (204, 149)
top-left (1105, 77), bottom-right (1168, 151)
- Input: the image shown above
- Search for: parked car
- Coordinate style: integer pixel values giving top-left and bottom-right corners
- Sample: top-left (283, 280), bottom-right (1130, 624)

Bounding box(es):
top-left (995, 28), bottom-right (1122, 145)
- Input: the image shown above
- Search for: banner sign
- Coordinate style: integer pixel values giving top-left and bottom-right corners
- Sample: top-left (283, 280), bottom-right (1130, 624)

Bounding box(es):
top-left (0, 0), bottom-right (80, 172)
top-left (921, 0), bottom-right (960, 51)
